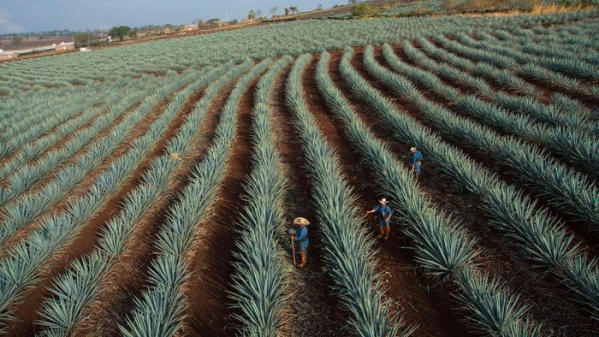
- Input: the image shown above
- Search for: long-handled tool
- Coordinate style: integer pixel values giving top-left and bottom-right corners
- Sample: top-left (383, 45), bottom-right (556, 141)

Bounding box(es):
top-left (288, 228), bottom-right (297, 266)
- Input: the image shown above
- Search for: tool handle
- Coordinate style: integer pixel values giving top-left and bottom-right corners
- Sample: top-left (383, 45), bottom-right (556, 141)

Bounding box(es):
top-left (291, 236), bottom-right (296, 266)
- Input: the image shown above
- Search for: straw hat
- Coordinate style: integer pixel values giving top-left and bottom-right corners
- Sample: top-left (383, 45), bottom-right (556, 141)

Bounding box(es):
top-left (379, 198), bottom-right (388, 204)
top-left (410, 147), bottom-right (416, 152)
top-left (293, 217), bottom-right (310, 226)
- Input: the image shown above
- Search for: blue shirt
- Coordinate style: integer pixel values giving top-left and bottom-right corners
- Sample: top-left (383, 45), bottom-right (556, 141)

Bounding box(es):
top-left (412, 151), bottom-right (423, 165)
top-left (374, 204), bottom-right (393, 219)
top-left (295, 226), bottom-right (308, 244)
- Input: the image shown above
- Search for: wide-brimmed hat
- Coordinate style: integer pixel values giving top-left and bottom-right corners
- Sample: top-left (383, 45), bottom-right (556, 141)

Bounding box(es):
top-left (379, 198), bottom-right (388, 204)
top-left (293, 217), bottom-right (310, 226)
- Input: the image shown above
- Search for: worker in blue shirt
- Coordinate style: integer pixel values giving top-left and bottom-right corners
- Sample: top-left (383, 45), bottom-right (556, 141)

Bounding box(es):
top-left (365, 198), bottom-right (393, 240)
top-left (410, 147), bottom-right (423, 181)
top-left (293, 217), bottom-right (310, 267)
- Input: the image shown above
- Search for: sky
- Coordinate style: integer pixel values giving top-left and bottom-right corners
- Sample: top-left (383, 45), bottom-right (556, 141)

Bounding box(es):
top-left (0, 0), bottom-right (348, 34)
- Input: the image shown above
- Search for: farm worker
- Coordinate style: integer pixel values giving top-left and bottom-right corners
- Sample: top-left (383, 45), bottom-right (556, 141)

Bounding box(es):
top-left (410, 147), bottom-right (423, 181)
top-left (365, 198), bottom-right (393, 240)
top-left (293, 217), bottom-right (310, 268)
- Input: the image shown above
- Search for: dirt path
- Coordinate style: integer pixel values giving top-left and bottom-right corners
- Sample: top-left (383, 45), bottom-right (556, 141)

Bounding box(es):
top-left (346, 47), bottom-right (598, 336)
top-left (6, 81), bottom-right (211, 337)
top-left (270, 63), bottom-right (346, 337)
top-left (182, 73), bottom-right (260, 336)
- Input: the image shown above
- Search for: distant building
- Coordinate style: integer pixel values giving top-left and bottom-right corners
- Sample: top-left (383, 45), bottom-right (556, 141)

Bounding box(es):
top-left (184, 25), bottom-right (199, 31)
top-left (55, 42), bottom-right (74, 51)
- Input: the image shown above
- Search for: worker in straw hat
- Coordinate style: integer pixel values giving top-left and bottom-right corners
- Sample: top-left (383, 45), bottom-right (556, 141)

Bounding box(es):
top-left (365, 198), bottom-right (393, 240)
top-left (292, 217), bottom-right (310, 268)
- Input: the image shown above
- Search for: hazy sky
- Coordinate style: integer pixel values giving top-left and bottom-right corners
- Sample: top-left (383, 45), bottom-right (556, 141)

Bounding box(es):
top-left (0, 0), bottom-right (345, 34)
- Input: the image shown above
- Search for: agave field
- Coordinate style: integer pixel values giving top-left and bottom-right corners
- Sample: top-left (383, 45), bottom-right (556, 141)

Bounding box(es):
top-left (0, 7), bottom-right (598, 337)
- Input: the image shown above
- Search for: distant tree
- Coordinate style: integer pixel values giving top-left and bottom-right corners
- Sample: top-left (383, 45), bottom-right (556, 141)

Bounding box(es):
top-left (248, 10), bottom-right (256, 20)
top-left (317, 4), bottom-right (323, 10)
top-left (269, 7), bottom-right (278, 17)
top-left (256, 9), bottom-right (263, 18)
top-left (349, 0), bottom-right (359, 4)
top-left (284, 8), bottom-right (289, 15)
top-left (289, 6), bottom-right (298, 14)
top-left (352, 3), bottom-right (372, 17)
top-left (74, 32), bottom-right (99, 47)
top-left (11, 36), bottom-right (22, 46)
top-left (108, 25), bottom-right (133, 42)
top-left (206, 18), bottom-right (220, 26)
top-left (129, 29), bottom-right (137, 38)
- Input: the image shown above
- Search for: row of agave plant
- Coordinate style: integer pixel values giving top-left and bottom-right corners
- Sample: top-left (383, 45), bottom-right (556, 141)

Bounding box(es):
top-left (0, 65), bottom-right (226, 334)
top-left (452, 33), bottom-right (599, 82)
top-left (482, 29), bottom-right (599, 99)
top-left (374, 42), bottom-right (599, 230)
top-left (398, 39), bottom-right (599, 175)
top-left (348, 46), bottom-right (599, 320)
top-left (0, 84), bottom-right (152, 207)
top-left (0, 73), bottom-right (142, 132)
top-left (401, 38), bottom-right (594, 134)
top-left (387, 42), bottom-right (599, 186)
top-left (0, 75), bottom-right (181, 181)
top-left (482, 30), bottom-right (599, 69)
top-left (492, 28), bottom-right (599, 64)
top-left (0, 85), bottom-right (107, 159)
top-left (0, 70), bottom-right (203, 250)
top-left (120, 59), bottom-right (269, 336)
top-left (0, 80), bottom-right (94, 134)
top-left (317, 50), bottom-right (540, 335)
top-left (0, 72), bottom-right (196, 187)
top-left (34, 61), bottom-right (239, 336)
top-left (228, 56), bottom-right (292, 336)
top-left (435, 32), bottom-right (599, 98)
top-left (287, 54), bottom-right (410, 336)
top-left (0, 97), bottom-right (115, 183)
